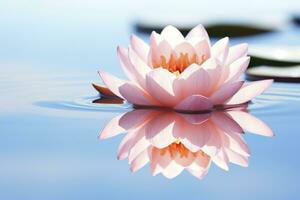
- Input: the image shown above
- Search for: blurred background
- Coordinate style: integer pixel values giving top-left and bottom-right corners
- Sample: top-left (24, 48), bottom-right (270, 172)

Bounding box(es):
top-left (1, 1), bottom-right (300, 200)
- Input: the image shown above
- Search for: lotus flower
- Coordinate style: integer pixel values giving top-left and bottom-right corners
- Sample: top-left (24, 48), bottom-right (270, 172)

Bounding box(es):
top-left (99, 107), bottom-right (273, 179)
top-left (97, 24), bottom-right (273, 111)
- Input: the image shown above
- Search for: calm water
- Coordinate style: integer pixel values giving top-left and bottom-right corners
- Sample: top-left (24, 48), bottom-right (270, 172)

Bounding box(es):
top-left (1, 1), bottom-right (300, 199)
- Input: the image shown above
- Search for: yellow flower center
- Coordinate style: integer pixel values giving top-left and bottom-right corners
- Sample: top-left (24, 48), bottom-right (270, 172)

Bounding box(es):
top-left (153, 53), bottom-right (206, 75)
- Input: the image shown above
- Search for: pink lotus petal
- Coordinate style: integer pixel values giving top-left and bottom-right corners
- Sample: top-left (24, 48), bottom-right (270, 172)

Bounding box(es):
top-left (223, 131), bottom-right (250, 157)
top-left (130, 149), bottom-right (150, 172)
top-left (211, 111), bottom-right (244, 134)
top-left (145, 113), bottom-right (177, 148)
top-left (117, 130), bottom-right (139, 160)
top-left (146, 68), bottom-right (179, 106)
top-left (178, 64), bottom-right (211, 97)
top-left (226, 43), bottom-right (248, 65)
top-left (117, 47), bottom-right (138, 84)
top-left (225, 56), bottom-right (250, 83)
top-left (119, 109), bottom-right (158, 130)
top-left (161, 161), bottom-right (184, 179)
top-left (209, 81), bottom-right (244, 104)
top-left (179, 112), bottom-right (211, 125)
top-left (173, 42), bottom-right (196, 59)
top-left (149, 39), bottom-right (173, 67)
top-left (130, 34), bottom-right (149, 62)
top-left (228, 111), bottom-right (274, 137)
top-left (128, 46), bottom-right (151, 88)
top-left (160, 25), bottom-right (185, 47)
top-left (193, 39), bottom-right (211, 61)
top-left (99, 114), bottom-right (125, 139)
top-left (201, 58), bottom-right (222, 93)
top-left (185, 24), bottom-right (210, 45)
top-left (174, 152), bottom-right (196, 167)
top-left (98, 71), bottom-right (127, 99)
top-left (211, 37), bottom-right (229, 64)
top-left (225, 148), bottom-right (249, 167)
top-left (128, 136), bottom-right (150, 163)
top-left (119, 82), bottom-right (157, 106)
top-left (212, 148), bottom-right (229, 171)
top-left (175, 95), bottom-right (213, 112)
top-left (173, 120), bottom-right (212, 152)
top-left (226, 79), bottom-right (273, 105)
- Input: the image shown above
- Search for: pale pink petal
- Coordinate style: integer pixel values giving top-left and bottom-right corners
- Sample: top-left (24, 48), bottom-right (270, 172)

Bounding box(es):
top-left (228, 111), bottom-right (274, 137)
top-left (145, 112), bottom-right (177, 148)
top-left (146, 68), bottom-right (180, 106)
top-left (175, 95), bottom-right (213, 112)
top-left (179, 112), bottom-right (211, 125)
top-left (98, 71), bottom-right (126, 99)
top-left (160, 25), bottom-right (185, 47)
top-left (173, 42), bottom-right (196, 59)
top-left (128, 136), bottom-right (150, 163)
top-left (225, 56), bottom-right (250, 83)
top-left (99, 114), bottom-right (125, 139)
top-left (211, 37), bottom-right (229, 64)
top-left (200, 58), bottom-right (222, 93)
top-left (226, 43), bottom-right (248, 65)
top-left (130, 149), bottom-right (150, 172)
top-left (178, 64), bottom-right (211, 96)
top-left (185, 24), bottom-right (210, 44)
top-left (150, 147), bottom-right (164, 176)
top-left (201, 123), bottom-right (222, 156)
top-left (173, 121), bottom-right (212, 152)
top-left (161, 161), bottom-right (184, 179)
top-left (211, 111), bottom-right (244, 134)
top-left (209, 81), bottom-right (244, 104)
top-left (130, 34), bottom-right (149, 62)
top-left (117, 130), bottom-right (139, 160)
top-left (174, 152), bottom-right (196, 167)
top-left (193, 39), bottom-right (211, 61)
top-left (226, 80), bottom-right (273, 105)
top-left (117, 47), bottom-right (138, 84)
top-left (223, 131), bottom-right (250, 157)
top-left (225, 148), bottom-right (249, 167)
top-left (119, 82), bottom-right (157, 106)
top-left (119, 109), bottom-right (158, 130)
top-left (128, 46), bottom-right (151, 88)
top-left (149, 39), bottom-right (173, 67)
top-left (212, 148), bottom-right (229, 171)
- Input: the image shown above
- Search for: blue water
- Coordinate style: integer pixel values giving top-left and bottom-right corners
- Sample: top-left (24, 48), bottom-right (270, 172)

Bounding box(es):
top-left (1, 1), bottom-right (300, 199)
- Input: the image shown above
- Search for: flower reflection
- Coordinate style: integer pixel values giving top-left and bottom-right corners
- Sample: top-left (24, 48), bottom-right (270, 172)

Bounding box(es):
top-left (99, 107), bottom-right (273, 179)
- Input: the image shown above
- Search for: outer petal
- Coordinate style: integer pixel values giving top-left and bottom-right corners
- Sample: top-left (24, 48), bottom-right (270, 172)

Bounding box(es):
top-left (185, 24), bottom-right (210, 45)
top-left (130, 149), bottom-right (150, 172)
top-left (160, 25), bottom-right (185, 47)
top-left (178, 64), bottom-right (211, 97)
top-left (175, 95), bottom-right (213, 112)
top-left (130, 34), bottom-right (149, 62)
top-left (228, 111), bottom-right (274, 137)
top-left (161, 161), bottom-right (184, 179)
top-left (145, 112), bottom-right (177, 148)
top-left (211, 37), bottom-right (229, 64)
top-left (225, 56), bottom-right (250, 83)
top-left (209, 81), bottom-right (244, 104)
top-left (119, 82), bottom-right (157, 106)
top-left (98, 71), bottom-right (126, 99)
top-left (226, 80), bottom-right (273, 105)
top-left (226, 43), bottom-right (248, 65)
top-left (99, 114), bottom-right (125, 139)
top-left (146, 68), bottom-right (179, 106)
